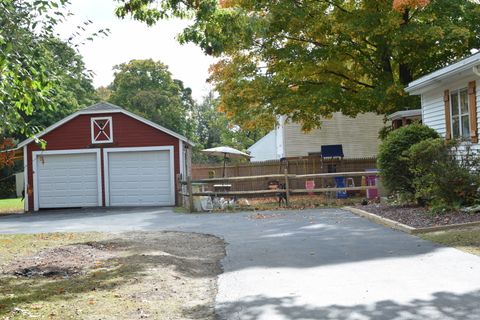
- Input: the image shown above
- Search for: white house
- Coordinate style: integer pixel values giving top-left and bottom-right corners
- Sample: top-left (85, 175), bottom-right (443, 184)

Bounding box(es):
top-left (406, 52), bottom-right (480, 144)
top-left (248, 112), bottom-right (385, 162)
top-left (246, 130), bottom-right (278, 162)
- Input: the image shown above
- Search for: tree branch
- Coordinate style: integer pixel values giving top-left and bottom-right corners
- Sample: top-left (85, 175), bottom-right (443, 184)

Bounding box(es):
top-left (324, 70), bottom-right (375, 89)
top-left (296, 80), bottom-right (359, 93)
top-left (284, 35), bottom-right (323, 47)
top-left (322, 0), bottom-right (351, 14)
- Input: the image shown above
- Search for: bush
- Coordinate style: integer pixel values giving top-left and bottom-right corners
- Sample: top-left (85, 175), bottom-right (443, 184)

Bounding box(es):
top-left (408, 139), bottom-right (479, 211)
top-left (0, 175), bottom-right (16, 198)
top-left (377, 124), bottom-right (439, 196)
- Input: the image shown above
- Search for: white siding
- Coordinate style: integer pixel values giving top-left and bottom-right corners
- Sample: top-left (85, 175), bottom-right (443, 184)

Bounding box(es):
top-left (248, 130), bottom-right (278, 162)
top-left (421, 88), bottom-right (446, 138)
top-left (421, 75), bottom-right (480, 151)
top-left (15, 172), bottom-right (24, 198)
top-left (283, 112), bottom-right (385, 159)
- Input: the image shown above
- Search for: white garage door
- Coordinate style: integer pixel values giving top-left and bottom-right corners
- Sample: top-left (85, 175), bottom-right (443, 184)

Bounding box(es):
top-left (107, 150), bottom-right (173, 206)
top-left (36, 152), bottom-right (100, 208)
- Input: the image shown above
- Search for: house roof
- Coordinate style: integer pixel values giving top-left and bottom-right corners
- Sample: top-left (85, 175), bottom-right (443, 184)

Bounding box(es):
top-left (387, 109), bottom-right (422, 121)
top-left (406, 52), bottom-right (480, 94)
top-left (16, 101), bottom-right (194, 149)
top-left (247, 130), bottom-right (275, 152)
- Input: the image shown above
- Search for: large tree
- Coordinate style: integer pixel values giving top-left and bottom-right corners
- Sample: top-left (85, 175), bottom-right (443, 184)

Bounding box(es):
top-left (116, 0), bottom-right (480, 130)
top-left (1, 0), bottom-right (105, 139)
top-left (193, 92), bottom-right (267, 163)
top-left (21, 39), bottom-right (97, 138)
top-left (108, 59), bottom-right (196, 138)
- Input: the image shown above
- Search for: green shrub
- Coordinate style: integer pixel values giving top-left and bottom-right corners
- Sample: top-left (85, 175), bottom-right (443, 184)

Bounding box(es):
top-left (408, 138), bottom-right (479, 211)
top-left (0, 175), bottom-right (16, 198)
top-left (377, 124), bottom-right (439, 196)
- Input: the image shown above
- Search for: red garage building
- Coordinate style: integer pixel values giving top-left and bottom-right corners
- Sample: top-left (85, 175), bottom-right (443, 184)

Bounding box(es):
top-left (16, 102), bottom-right (193, 211)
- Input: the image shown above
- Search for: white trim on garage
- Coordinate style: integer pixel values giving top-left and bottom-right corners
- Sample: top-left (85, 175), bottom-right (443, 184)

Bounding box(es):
top-left (32, 149), bottom-right (102, 211)
top-left (91, 116), bottom-right (113, 144)
top-left (23, 146), bottom-right (28, 212)
top-left (103, 146), bottom-right (175, 207)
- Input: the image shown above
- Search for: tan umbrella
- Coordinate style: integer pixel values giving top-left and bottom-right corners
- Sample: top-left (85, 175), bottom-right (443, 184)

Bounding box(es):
top-left (201, 146), bottom-right (252, 177)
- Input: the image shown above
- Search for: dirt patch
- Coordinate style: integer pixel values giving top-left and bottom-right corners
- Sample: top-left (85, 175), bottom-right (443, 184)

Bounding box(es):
top-left (357, 204), bottom-right (480, 228)
top-left (0, 231), bottom-right (225, 320)
top-left (3, 244), bottom-right (115, 277)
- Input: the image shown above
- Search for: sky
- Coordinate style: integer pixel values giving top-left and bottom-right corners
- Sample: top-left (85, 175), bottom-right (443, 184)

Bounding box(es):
top-left (59, 0), bottom-right (216, 102)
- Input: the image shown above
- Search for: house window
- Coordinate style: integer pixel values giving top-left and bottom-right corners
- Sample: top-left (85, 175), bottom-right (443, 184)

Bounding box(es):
top-left (91, 117), bottom-right (113, 144)
top-left (450, 88), bottom-right (470, 139)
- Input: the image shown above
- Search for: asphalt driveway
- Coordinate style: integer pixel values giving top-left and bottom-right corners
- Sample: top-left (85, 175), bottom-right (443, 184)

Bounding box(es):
top-left (1, 207), bottom-right (479, 320)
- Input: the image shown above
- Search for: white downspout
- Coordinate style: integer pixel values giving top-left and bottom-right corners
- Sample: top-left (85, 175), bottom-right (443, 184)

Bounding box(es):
top-left (276, 115), bottom-right (286, 159)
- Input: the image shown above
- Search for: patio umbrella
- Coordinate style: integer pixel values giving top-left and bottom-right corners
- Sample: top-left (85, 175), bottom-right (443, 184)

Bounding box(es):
top-left (201, 146), bottom-right (252, 177)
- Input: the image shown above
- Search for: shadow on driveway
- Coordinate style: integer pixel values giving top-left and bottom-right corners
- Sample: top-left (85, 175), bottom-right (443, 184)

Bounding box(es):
top-left (216, 290), bottom-right (480, 320)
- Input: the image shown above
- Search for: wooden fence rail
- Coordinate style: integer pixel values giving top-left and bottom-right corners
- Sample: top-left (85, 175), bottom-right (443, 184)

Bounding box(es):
top-left (192, 157), bottom-right (378, 193)
top-left (180, 170), bottom-right (379, 212)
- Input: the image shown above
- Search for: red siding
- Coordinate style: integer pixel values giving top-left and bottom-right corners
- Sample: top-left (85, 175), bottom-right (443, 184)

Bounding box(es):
top-left (27, 112), bottom-right (181, 210)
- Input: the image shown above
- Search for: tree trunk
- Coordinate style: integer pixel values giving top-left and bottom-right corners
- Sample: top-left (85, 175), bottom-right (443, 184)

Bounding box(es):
top-left (399, 63), bottom-right (413, 86)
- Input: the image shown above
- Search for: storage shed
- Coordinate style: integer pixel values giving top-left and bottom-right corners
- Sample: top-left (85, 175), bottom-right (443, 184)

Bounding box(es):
top-left (17, 102), bottom-right (193, 211)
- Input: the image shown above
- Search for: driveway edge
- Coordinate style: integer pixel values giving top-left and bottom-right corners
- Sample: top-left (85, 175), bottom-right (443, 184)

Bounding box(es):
top-left (343, 206), bottom-right (480, 234)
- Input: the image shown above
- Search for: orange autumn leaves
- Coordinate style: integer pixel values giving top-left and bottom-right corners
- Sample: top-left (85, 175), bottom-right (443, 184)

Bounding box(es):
top-left (0, 138), bottom-right (15, 167)
top-left (393, 0), bottom-right (430, 10)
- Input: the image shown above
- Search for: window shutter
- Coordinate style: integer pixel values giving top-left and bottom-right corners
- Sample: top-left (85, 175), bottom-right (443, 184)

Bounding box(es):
top-left (468, 81), bottom-right (478, 143)
top-left (444, 90), bottom-right (452, 140)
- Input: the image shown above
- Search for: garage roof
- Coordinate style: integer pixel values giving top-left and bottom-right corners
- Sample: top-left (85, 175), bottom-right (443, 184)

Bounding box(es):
top-left (16, 102), bottom-right (194, 149)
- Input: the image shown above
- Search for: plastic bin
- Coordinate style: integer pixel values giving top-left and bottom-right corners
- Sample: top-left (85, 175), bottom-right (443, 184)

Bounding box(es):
top-left (334, 177), bottom-right (348, 199)
top-left (365, 169), bottom-right (379, 200)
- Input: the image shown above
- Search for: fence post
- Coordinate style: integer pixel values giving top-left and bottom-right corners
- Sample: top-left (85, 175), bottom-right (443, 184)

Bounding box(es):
top-left (176, 174), bottom-right (182, 207)
top-left (284, 168), bottom-right (290, 206)
top-left (187, 176), bottom-right (194, 212)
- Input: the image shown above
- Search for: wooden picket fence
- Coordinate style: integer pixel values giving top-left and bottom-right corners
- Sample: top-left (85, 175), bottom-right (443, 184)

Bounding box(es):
top-left (178, 170), bottom-right (379, 212)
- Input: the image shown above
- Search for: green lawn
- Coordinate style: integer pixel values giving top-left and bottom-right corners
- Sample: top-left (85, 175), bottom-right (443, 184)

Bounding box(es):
top-left (0, 198), bottom-right (24, 215)
top-left (421, 227), bottom-right (480, 256)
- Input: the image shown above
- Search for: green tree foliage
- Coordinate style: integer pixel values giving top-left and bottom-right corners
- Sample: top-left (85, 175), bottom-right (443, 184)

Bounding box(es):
top-left (116, 0), bottom-right (480, 131)
top-left (377, 124), bottom-right (439, 197)
top-left (1, 0), bottom-right (104, 140)
top-left (193, 92), bottom-right (267, 163)
top-left (96, 86), bottom-right (113, 101)
top-left (1, 0), bottom-right (67, 136)
top-left (21, 39), bottom-right (97, 137)
top-left (108, 59), bottom-right (195, 138)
